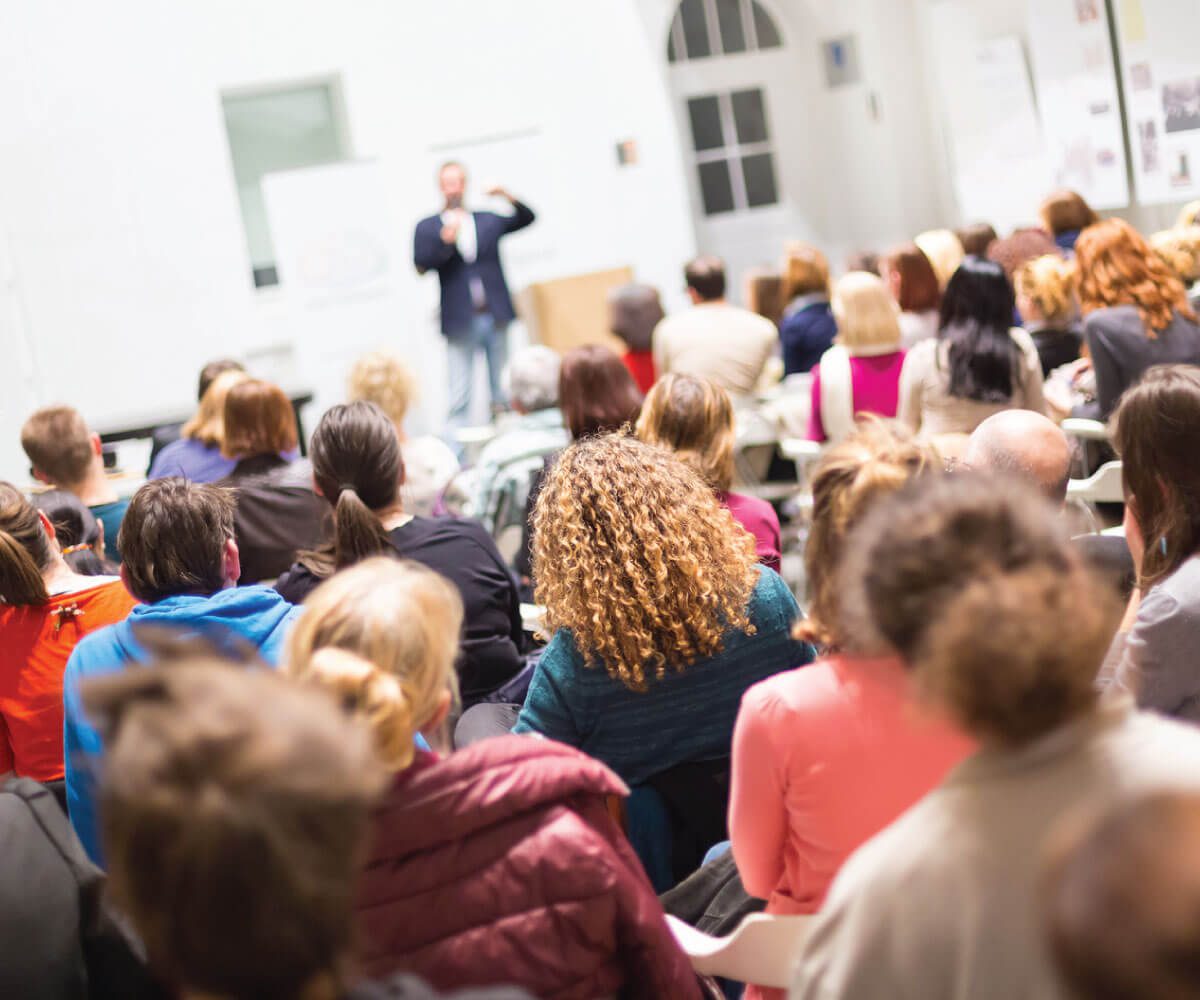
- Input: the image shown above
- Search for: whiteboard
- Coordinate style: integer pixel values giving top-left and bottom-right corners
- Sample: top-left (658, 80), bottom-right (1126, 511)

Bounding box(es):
top-left (1027, 0), bottom-right (1129, 209)
top-left (1113, 0), bottom-right (1200, 205)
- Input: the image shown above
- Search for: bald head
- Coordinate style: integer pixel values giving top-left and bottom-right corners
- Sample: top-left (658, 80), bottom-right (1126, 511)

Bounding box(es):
top-left (964, 410), bottom-right (1071, 505)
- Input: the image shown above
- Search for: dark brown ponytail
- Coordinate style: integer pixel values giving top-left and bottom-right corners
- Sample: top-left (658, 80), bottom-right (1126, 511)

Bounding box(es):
top-left (0, 482), bottom-right (53, 605)
top-left (299, 402), bottom-right (405, 577)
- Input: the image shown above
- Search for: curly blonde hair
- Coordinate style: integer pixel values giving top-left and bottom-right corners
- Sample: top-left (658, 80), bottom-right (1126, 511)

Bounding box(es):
top-left (1076, 218), bottom-right (1196, 333)
top-left (348, 351), bottom-right (418, 428)
top-left (533, 434), bottom-right (760, 691)
top-left (1015, 254), bottom-right (1078, 327)
top-left (1150, 227), bottom-right (1200, 286)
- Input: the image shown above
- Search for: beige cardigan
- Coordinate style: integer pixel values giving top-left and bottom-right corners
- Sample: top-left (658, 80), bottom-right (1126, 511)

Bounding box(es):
top-left (791, 697), bottom-right (1200, 1000)
top-left (897, 326), bottom-right (1045, 438)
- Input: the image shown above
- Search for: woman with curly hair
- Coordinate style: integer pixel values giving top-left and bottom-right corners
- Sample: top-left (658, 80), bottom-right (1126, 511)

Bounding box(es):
top-left (1075, 218), bottom-right (1200, 418)
top-left (508, 434), bottom-right (810, 786)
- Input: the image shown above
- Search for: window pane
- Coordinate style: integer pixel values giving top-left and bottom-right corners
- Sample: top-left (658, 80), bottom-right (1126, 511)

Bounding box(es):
top-left (742, 152), bottom-right (779, 207)
top-left (687, 96), bottom-right (725, 152)
top-left (679, 0), bottom-right (711, 60)
top-left (716, 0), bottom-right (747, 54)
top-left (699, 160), bottom-right (736, 215)
top-left (731, 88), bottom-right (770, 144)
top-left (222, 84), bottom-right (346, 285)
top-left (752, 1), bottom-right (782, 48)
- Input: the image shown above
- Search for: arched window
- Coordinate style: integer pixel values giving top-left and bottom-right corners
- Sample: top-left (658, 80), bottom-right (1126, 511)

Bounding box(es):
top-left (667, 0), bottom-right (782, 63)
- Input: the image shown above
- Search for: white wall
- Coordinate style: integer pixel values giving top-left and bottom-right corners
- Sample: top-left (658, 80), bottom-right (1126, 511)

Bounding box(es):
top-left (0, 0), bottom-right (698, 479)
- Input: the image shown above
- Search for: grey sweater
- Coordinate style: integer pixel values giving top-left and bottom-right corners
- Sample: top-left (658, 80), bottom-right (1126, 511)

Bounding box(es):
top-left (1084, 304), bottom-right (1200, 418)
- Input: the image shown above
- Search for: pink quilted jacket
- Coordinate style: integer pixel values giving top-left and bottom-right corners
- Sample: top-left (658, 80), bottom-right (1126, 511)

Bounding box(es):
top-left (355, 736), bottom-right (700, 1000)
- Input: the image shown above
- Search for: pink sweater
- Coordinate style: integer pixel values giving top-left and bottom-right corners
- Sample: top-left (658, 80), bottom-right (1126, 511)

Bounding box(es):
top-left (806, 351), bottom-right (905, 442)
top-left (730, 655), bottom-right (972, 997)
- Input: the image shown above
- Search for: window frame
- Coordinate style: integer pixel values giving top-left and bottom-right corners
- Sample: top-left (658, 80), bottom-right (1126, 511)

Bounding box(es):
top-left (687, 88), bottom-right (778, 216)
top-left (668, 0), bottom-right (783, 63)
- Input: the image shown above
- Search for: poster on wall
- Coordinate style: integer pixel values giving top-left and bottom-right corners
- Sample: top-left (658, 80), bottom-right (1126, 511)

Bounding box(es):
top-left (1027, 0), bottom-right (1129, 209)
top-left (1113, 0), bottom-right (1200, 204)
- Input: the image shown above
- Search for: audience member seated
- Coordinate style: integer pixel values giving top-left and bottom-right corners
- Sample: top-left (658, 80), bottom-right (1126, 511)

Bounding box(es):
top-left (914, 229), bottom-right (964, 290)
top-left (1040, 189), bottom-right (1099, 254)
top-left (729, 422), bottom-right (972, 1000)
top-left (955, 222), bottom-right (998, 258)
top-left (1043, 790), bottom-right (1200, 1000)
top-left (82, 657), bottom-right (531, 1000)
top-left (33, 489), bottom-right (118, 576)
top-left (1075, 219), bottom-right (1200, 419)
top-left (899, 257), bottom-right (1044, 438)
top-left (653, 255), bottom-right (778, 396)
top-left (609, 282), bottom-right (664, 393)
top-left (807, 272), bottom-right (907, 443)
top-left (348, 351), bottom-right (460, 516)
top-left (284, 559), bottom-right (701, 999)
top-left (145, 357), bottom-right (245, 473)
top-left (0, 776), bottom-right (157, 999)
top-left (1150, 225), bottom-right (1200, 312)
top-left (1104, 367), bottom-right (1200, 721)
top-left (218, 377), bottom-right (326, 583)
top-left (469, 345), bottom-right (568, 526)
top-left (0, 483), bottom-right (134, 785)
top-left (460, 435), bottom-right (811, 780)
top-left (882, 242), bottom-right (942, 349)
top-left (843, 250), bottom-right (880, 276)
top-left (275, 402), bottom-right (523, 705)
top-left (146, 368), bottom-right (248, 482)
top-left (1015, 254), bottom-right (1083, 376)
top-left (986, 226), bottom-right (1061, 281)
top-left (791, 473), bottom-right (1200, 1000)
top-left (963, 410), bottom-right (1071, 505)
top-left (513, 344), bottom-right (642, 593)
top-left (21, 406), bottom-right (130, 563)
top-left (63, 478), bottom-right (301, 862)
top-left (778, 243), bottom-right (836, 376)
top-left (636, 374), bottom-right (781, 572)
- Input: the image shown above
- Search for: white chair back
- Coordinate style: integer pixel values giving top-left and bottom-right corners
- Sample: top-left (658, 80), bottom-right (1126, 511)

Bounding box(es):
top-left (1067, 460), bottom-right (1124, 505)
top-left (667, 912), bottom-right (813, 990)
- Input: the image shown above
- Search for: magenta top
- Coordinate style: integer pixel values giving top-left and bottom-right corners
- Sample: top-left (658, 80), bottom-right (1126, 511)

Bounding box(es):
top-left (807, 350), bottom-right (906, 442)
top-left (718, 490), bottom-right (781, 574)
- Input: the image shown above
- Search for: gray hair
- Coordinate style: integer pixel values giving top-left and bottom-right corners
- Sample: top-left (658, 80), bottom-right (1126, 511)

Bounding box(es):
top-left (505, 346), bottom-right (561, 412)
top-left (608, 283), bottom-right (665, 353)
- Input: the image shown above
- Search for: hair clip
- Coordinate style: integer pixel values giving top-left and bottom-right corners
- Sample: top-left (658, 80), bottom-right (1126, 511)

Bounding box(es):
top-left (60, 543), bottom-right (91, 557)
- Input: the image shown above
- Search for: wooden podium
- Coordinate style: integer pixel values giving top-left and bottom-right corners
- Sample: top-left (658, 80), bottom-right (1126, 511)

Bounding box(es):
top-left (516, 266), bottom-right (634, 355)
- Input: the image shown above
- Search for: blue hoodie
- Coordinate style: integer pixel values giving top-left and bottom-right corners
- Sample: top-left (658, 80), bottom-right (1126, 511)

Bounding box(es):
top-left (63, 585), bottom-right (301, 863)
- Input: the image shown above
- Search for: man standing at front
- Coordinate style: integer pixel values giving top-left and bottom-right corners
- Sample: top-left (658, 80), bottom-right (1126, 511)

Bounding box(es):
top-left (414, 162), bottom-right (535, 426)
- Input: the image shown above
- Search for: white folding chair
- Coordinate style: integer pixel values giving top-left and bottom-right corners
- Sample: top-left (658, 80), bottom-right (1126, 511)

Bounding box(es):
top-left (667, 913), bottom-right (813, 990)
top-left (1061, 417), bottom-right (1110, 477)
top-left (1067, 460), bottom-right (1123, 505)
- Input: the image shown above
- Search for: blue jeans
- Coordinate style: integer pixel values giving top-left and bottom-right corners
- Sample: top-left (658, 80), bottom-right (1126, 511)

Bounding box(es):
top-left (446, 313), bottom-right (509, 427)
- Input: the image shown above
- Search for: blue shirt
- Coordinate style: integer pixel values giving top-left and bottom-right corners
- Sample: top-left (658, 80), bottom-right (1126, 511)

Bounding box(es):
top-left (513, 567), bottom-right (812, 786)
top-left (147, 437), bottom-right (238, 483)
top-left (88, 498), bottom-right (130, 564)
top-left (780, 297), bottom-right (837, 377)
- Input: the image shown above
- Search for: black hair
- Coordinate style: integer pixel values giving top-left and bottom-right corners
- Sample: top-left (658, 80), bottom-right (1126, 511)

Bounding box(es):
top-left (938, 257), bottom-right (1020, 403)
top-left (32, 489), bottom-right (117, 576)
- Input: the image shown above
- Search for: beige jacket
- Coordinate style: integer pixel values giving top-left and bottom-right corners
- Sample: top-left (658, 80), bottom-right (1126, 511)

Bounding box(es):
top-left (652, 303), bottom-right (778, 398)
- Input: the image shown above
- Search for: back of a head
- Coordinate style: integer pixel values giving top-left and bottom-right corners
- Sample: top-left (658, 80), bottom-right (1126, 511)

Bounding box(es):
top-left (987, 227), bottom-right (1061, 279)
top-left (506, 345), bottom-right (562, 413)
top-left (20, 406), bottom-right (93, 489)
top-left (118, 479), bottom-right (236, 604)
top-left (841, 473), bottom-right (1115, 748)
top-left (559, 344), bottom-right (643, 440)
top-left (1045, 791), bottom-right (1200, 1000)
top-left (832, 271), bottom-right (902, 354)
top-left (1075, 218), bottom-right (1195, 332)
top-left (1040, 189), bottom-right (1099, 238)
top-left (1015, 253), bottom-right (1078, 328)
top-left (1178, 200), bottom-right (1200, 230)
top-left (964, 410), bottom-right (1072, 505)
top-left (285, 558), bottom-right (463, 770)
top-left (32, 488), bottom-right (114, 577)
top-left (956, 222), bottom-right (999, 258)
top-left (608, 283), bottom-right (665, 353)
top-left (1111, 365), bottom-right (1200, 589)
top-left (885, 242), bottom-right (941, 313)
top-left (197, 358), bottom-right (246, 403)
top-left (1150, 227), bottom-right (1200, 287)
top-left (800, 419), bottom-right (937, 649)
top-left (86, 660), bottom-right (386, 1000)
top-left (684, 255), bottom-right (727, 302)
top-left (532, 434), bottom-right (759, 690)
top-left (183, 369), bottom-right (252, 449)
top-left (914, 229), bottom-right (965, 290)
top-left (307, 401), bottom-right (402, 574)
top-left (0, 482), bottom-right (52, 606)
top-left (781, 242), bottom-right (830, 301)
top-left (635, 373), bottom-right (735, 491)
top-left (844, 250), bottom-right (880, 276)
top-left (939, 257), bottom-right (1020, 403)
top-left (347, 351), bottom-right (417, 429)
top-left (222, 378), bottom-right (299, 460)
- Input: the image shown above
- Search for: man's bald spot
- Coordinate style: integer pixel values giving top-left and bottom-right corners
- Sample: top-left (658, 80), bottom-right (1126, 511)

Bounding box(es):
top-left (964, 410), bottom-right (1072, 504)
